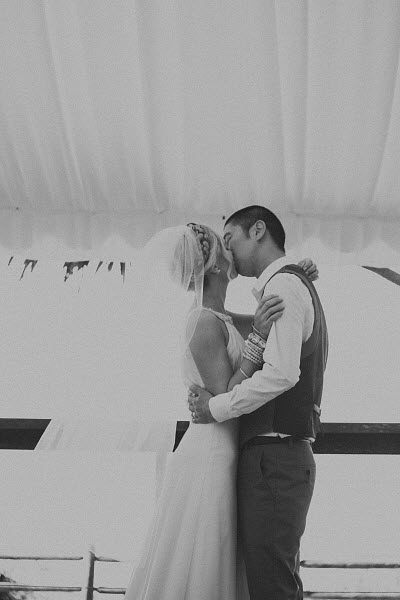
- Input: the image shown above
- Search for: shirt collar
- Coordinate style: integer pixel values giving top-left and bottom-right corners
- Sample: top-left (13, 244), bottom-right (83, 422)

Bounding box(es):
top-left (251, 255), bottom-right (297, 303)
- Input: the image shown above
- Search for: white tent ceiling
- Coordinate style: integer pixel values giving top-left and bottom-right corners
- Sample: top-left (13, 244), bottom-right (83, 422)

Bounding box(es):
top-left (1, 1), bottom-right (399, 262)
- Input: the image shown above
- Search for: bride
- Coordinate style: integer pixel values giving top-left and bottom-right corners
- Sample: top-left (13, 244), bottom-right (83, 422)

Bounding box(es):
top-left (124, 222), bottom-right (317, 600)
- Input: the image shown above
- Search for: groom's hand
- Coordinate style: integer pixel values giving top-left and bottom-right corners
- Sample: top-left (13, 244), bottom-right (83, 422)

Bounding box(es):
top-left (188, 385), bottom-right (216, 424)
top-left (297, 257), bottom-right (319, 281)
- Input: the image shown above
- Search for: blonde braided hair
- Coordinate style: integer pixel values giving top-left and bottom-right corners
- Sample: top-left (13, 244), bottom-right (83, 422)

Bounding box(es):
top-left (186, 223), bottom-right (211, 265)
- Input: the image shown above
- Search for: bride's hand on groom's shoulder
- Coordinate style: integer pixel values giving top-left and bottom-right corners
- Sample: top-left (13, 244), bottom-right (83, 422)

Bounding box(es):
top-left (254, 294), bottom-right (285, 340)
top-left (297, 258), bottom-right (319, 281)
top-left (187, 385), bottom-right (216, 424)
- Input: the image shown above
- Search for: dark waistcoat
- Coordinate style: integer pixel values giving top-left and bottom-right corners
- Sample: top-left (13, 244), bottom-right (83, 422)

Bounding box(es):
top-left (239, 264), bottom-right (328, 448)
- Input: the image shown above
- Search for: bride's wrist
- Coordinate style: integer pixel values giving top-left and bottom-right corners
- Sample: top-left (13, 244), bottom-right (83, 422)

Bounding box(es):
top-left (252, 323), bottom-right (266, 340)
top-left (239, 358), bottom-right (262, 379)
top-left (243, 333), bottom-right (266, 367)
top-left (251, 323), bottom-right (267, 342)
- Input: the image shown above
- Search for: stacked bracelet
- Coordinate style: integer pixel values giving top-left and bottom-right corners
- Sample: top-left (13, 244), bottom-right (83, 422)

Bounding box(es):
top-left (252, 323), bottom-right (266, 340)
top-left (243, 327), bottom-right (267, 366)
top-left (243, 339), bottom-right (264, 366)
top-left (248, 331), bottom-right (267, 350)
top-left (239, 367), bottom-right (250, 378)
top-left (243, 347), bottom-right (263, 365)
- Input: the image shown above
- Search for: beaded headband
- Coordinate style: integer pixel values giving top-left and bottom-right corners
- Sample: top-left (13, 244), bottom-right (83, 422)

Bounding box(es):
top-left (186, 223), bottom-right (211, 266)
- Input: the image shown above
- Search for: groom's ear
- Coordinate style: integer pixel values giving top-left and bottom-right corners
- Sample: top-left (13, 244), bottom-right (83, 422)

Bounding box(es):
top-left (251, 220), bottom-right (267, 241)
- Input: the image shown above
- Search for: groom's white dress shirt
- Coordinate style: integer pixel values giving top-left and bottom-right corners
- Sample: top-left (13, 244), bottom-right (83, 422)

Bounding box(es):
top-left (209, 256), bottom-right (314, 436)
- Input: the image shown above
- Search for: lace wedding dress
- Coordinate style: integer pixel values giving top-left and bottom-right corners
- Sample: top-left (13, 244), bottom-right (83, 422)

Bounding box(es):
top-left (124, 309), bottom-right (250, 600)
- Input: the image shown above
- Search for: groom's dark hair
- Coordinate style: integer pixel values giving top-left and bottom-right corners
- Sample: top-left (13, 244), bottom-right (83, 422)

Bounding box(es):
top-left (224, 205), bottom-right (285, 251)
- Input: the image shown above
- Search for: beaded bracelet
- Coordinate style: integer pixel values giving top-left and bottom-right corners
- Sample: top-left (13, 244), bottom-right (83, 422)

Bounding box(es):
top-left (243, 344), bottom-right (264, 365)
top-left (245, 337), bottom-right (265, 356)
top-left (243, 352), bottom-right (264, 367)
top-left (243, 353), bottom-right (263, 367)
top-left (247, 332), bottom-right (266, 350)
top-left (252, 324), bottom-right (266, 340)
top-left (243, 350), bottom-right (264, 365)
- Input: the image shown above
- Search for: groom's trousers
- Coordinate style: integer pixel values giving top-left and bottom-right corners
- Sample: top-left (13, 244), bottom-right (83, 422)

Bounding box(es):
top-left (237, 437), bottom-right (316, 600)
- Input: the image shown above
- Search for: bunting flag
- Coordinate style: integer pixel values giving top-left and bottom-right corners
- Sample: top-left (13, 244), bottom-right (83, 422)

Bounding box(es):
top-left (62, 261), bottom-right (90, 282)
top-left (20, 260), bottom-right (38, 280)
top-left (8, 258), bottom-right (399, 288)
top-left (7, 258), bottom-right (128, 282)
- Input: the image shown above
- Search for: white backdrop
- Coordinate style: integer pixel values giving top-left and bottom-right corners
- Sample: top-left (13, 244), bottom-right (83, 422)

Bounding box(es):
top-left (0, 0), bottom-right (399, 261)
top-left (1, 257), bottom-right (399, 422)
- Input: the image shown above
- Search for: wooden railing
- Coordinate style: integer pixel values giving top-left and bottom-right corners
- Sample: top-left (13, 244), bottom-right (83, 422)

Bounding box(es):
top-left (301, 561), bottom-right (400, 599)
top-left (1, 551), bottom-right (400, 597)
top-left (1, 420), bottom-right (400, 454)
top-left (176, 422), bottom-right (400, 454)
top-left (0, 547), bottom-right (124, 597)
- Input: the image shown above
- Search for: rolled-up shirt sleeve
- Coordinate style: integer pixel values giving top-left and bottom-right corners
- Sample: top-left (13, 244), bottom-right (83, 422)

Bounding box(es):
top-left (209, 274), bottom-right (309, 423)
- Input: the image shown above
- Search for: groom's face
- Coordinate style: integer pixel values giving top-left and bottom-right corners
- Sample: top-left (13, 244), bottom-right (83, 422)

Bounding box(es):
top-left (223, 222), bottom-right (254, 277)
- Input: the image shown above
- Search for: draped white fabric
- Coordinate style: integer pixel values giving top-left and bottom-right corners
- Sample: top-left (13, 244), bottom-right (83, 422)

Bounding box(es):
top-left (1, 255), bottom-right (399, 421)
top-left (0, 255), bottom-right (189, 423)
top-left (1, 1), bottom-right (400, 261)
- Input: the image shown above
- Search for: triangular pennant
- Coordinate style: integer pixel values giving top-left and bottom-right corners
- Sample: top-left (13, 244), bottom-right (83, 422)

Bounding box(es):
top-left (19, 259), bottom-right (38, 280)
top-left (63, 261), bottom-right (90, 281)
top-left (20, 260), bottom-right (32, 280)
top-left (63, 262), bottom-right (74, 282)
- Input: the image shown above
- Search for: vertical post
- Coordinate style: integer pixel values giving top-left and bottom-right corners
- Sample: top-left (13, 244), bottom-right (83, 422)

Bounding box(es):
top-left (82, 545), bottom-right (95, 600)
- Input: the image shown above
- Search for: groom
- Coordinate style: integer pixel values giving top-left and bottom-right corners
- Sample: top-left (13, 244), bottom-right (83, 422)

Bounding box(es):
top-left (188, 205), bottom-right (328, 600)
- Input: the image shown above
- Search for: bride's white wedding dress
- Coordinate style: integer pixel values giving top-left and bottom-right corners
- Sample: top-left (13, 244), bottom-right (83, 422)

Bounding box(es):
top-left (124, 309), bottom-right (250, 600)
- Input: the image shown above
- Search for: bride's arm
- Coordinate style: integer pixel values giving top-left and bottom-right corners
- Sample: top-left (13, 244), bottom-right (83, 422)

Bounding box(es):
top-left (189, 311), bottom-right (235, 396)
top-left (189, 304), bottom-right (282, 397)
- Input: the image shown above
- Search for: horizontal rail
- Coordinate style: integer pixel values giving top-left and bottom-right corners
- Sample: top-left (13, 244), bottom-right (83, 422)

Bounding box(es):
top-left (0, 419), bottom-right (51, 430)
top-left (304, 595), bottom-right (400, 599)
top-left (2, 586), bottom-right (398, 598)
top-left (0, 555), bottom-right (83, 560)
top-left (302, 561), bottom-right (400, 569)
top-left (177, 422), bottom-right (400, 454)
top-left (95, 588), bottom-right (126, 595)
top-left (0, 583), bottom-right (82, 592)
top-left (317, 423), bottom-right (400, 434)
top-left (0, 554), bottom-right (120, 562)
top-left (1, 420), bottom-right (400, 453)
top-left (182, 422), bottom-right (400, 434)
top-left (0, 583), bottom-right (126, 595)
top-left (2, 420), bottom-right (400, 435)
